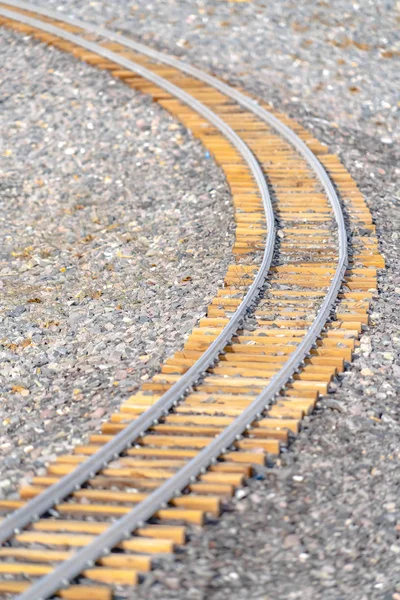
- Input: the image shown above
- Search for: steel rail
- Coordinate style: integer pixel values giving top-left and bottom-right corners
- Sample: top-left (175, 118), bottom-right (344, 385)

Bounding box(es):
top-left (0, 6), bottom-right (348, 600)
top-left (0, 6), bottom-right (275, 541)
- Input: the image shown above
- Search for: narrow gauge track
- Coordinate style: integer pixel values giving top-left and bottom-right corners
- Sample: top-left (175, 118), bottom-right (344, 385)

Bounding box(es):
top-left (0, 3), bottom-right (384, 599)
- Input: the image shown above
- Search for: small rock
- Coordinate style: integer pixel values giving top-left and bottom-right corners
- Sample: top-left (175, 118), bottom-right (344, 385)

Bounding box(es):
top-left (92, 407), bottom-right (106, 419)
top-left (250, 493), bottom-right (262, 504)
top-left (7, 305), bottom-right (26, 318)
top-left (325, 399), bottom-right (345, 413)
top-left (165, 577), bottom-right (180, 590)
top-left (283, 534), bottom-right (300, 549)
top-left (360, 367), bottom-right (374, 377)
top-left (235, 489), bottom-right (248, 500)
top-left (299, 553), bottom-right (310, 562)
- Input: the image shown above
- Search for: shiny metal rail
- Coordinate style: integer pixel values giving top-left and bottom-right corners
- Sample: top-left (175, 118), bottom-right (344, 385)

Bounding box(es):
top-left (0, 5), bottom-right (276, 544)
top-left (0, 5), bottom-right (348, 600)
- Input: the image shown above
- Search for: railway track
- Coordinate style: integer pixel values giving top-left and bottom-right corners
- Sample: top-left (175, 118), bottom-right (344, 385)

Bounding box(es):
top-left (0, 2), bottom-right (384, 599)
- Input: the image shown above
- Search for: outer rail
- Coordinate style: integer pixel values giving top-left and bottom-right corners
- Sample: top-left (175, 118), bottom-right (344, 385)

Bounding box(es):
top-left (0, 5), bottom-right (348, 600)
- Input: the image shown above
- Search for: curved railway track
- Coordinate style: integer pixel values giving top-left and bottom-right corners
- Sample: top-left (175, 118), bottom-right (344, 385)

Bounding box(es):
top-left (0, 2), bottom-right (384, 599)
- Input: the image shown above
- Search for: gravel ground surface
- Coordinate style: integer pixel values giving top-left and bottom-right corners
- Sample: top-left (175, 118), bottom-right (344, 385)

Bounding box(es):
top-left (1, 3), bottom-right (399, 600)
top-left (0, 28), bottom-right (233, 496)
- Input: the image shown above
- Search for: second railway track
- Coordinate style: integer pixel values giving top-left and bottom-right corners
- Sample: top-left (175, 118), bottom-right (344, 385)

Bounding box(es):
top-left (0, 2), bottom-right (384, 599)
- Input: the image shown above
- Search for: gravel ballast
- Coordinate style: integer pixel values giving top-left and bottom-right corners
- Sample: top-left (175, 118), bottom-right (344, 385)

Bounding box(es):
top-left (0, 28), bottom-right (233, 496)
top-left (1, 3), bottom-right (399, 599)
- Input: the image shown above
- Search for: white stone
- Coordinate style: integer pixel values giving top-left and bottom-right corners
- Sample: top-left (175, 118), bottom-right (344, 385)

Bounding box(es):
top-left (360, 367), bottom-right (374, 377)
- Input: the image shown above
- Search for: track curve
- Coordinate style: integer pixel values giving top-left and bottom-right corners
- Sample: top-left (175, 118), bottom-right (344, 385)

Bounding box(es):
top-left (0, 4), bottom-right (383, 600)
